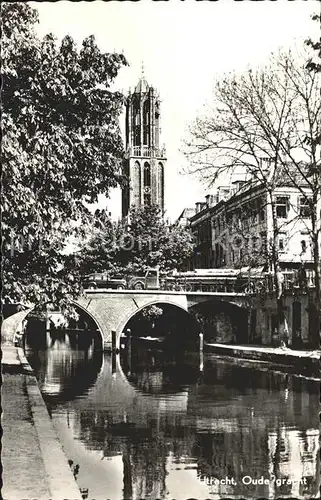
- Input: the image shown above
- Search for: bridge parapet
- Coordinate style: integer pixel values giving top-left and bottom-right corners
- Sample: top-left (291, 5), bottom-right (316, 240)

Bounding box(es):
top-left (185, 291), bottom-right (251, 309)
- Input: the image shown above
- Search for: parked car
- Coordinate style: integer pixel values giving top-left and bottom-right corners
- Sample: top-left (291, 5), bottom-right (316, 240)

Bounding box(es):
top-left (82, 272), bottom-right (126, 290)
top-left (127, 268), bottom-right (160, 290)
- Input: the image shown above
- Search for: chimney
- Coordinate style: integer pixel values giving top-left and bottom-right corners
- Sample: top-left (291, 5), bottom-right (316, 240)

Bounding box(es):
top-left (195, 201), bottom-right (207, 214)
top-left (195, 202), bottom-right (202, 214)
top-left (217, 186), bottom-right (230, 201)
top-left (231, 180), bottom-right (246, 193)
top-left (205, 194), bottom-right (216, 208)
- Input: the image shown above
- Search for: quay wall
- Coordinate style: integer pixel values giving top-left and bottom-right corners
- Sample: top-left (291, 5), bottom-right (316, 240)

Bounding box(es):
top-left (253, 292), bottom-right (318, 348)
top-left (204, 343), bottom-right (320, 377)
top-left (3, 347), bottom-right (82, 500)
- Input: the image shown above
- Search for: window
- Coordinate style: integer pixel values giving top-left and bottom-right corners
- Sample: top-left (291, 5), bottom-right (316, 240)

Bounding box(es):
top-left (278, 232), bottom-right (287, 253)
top-left (134, 126), bottom-right (140, 146)
top-left (301, 240), bottom-right (307, 253)
top-left (242, 217), bottom-right (249, 231)
top-left (143, 101), bottom-right (150, 145)
top-left (259, 200), bottom-right (265, 222)
top-left (276, 196), bottom-right (289, 218)
top-left (143, 162), bottom-right (151, 205)
top-left (143, 101), bottom-right (149, 125)
top-left (143, 162), bottom-right (151, 187)
top-left (252, 211), bottom-right (258, 224)
top-left (133, 161), bottom-right (141, 203)
top-left (158, 163), bottom-right (164, 204)
top-left (260, 232), bottom-right (267, 254)
top-left (143, 186), bottom-right (151, 205)
top-left (250, 200), bottom-right (259, 224)
top-left (299, 196), bottom-right (312, 218)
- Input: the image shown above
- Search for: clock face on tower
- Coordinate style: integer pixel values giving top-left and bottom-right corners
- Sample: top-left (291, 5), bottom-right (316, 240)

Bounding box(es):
top-left (144, 186), bottom-right (151, 194)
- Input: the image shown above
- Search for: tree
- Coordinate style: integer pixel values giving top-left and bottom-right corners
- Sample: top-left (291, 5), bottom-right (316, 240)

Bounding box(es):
top-left (306, 1), bottom-right (321, 74)
top-left (76, 205), bottom-right (195, 277)
top-left (67, 210), bottom-right (127, 279)
top-left (2, 3), bottom-right (127, 311)
top-left (119, 205), bottom-right (195, 274)
top-left (184, 49), bottom-right (320, 339)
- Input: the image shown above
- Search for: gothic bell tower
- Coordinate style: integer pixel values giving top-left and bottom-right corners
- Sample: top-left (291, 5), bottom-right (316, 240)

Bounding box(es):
top-left (122, 73), bottom-right (166, 218)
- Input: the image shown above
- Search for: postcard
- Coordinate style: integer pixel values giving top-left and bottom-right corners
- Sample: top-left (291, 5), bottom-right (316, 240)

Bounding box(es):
top-left (2, 1), bottom-right (320, 499)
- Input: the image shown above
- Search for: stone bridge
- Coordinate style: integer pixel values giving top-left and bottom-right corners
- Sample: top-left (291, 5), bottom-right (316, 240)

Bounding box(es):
top-left (75, 289), bottom-right (251, 349)
top-left (1, 290), bottom-right (251, 349)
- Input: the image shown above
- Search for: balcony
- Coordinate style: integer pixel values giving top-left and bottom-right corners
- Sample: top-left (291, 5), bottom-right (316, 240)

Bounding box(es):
top-left (128, 146), bottom-right (166, 158)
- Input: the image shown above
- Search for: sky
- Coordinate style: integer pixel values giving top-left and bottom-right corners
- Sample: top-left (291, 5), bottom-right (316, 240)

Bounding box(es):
top-left (31, 0), bottom-right (319, 221)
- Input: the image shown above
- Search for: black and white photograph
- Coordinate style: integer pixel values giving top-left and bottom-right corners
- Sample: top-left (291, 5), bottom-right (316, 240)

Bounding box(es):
top-left (2, 0), bottom-right (320, 499)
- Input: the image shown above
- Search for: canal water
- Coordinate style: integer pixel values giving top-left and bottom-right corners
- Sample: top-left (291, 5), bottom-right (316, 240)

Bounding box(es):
top-left (25, 339), bottom-right (320, 500)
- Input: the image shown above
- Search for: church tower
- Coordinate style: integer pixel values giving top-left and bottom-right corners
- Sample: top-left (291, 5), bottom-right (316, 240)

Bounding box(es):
top-left (122, 73), bottom-right (166, 218)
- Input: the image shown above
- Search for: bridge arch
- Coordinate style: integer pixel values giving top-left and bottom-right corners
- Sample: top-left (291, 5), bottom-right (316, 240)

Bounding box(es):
top-left (71, 301), bottom-right (105, 348)
top-left (1, 308), bottom-right (34, 346)
top-left (76, 292), bottom-right (191, 349)
top-left (74, 291), bottom-right (251, 349)
top-left (188, 298), bottom-right (248, 344)
top-left (116, 299), bottom-right (200, 348)
top-left (1, 303), bottom-right (104, 351)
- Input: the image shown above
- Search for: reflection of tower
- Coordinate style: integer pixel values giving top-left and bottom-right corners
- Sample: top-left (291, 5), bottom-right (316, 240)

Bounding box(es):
top-left (122, 71), bottom-right (166, 217)
top-left (120, 438), bottom-right (167, 500)
top-left (122, 446), bottom-right (133, 500)
top-left (268, 427), bottom-right (320, 498)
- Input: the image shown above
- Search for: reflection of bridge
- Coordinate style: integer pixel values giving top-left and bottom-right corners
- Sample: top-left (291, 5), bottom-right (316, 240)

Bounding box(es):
top-left (75, 289), bottom-right (251, 349)
top-left (50, 355), bottom-right (319, 500)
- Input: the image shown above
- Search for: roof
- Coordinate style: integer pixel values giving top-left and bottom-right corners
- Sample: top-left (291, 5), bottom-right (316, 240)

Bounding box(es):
top-left (134, 76), bottom-right (149, 94)
top-left (189, 162), bottom-right (313, 223)
top-left (178, 208), bottom-right (196, 219)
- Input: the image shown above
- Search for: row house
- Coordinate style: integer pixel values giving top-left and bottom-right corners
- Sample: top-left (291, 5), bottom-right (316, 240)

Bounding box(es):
top-left (189, 179), bottom-right (315, 273)
top-left (187, 174), bottom-right (319, 347)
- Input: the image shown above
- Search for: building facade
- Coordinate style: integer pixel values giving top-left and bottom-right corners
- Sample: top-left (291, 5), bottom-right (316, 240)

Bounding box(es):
top-left (187, 179), bottom-right (319, 347)
top-left (122, 75), bottom-right (166, 218)
top-left (189, 180), bottom-right (315, 274)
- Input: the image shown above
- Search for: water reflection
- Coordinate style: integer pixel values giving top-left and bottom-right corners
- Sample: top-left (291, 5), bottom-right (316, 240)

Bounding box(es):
top-left (26, 344), bottom-right (103, 404)
top-left (123, 348), bottom-right (203, 395)
top-left (27, 340), bottom-right (320, 499)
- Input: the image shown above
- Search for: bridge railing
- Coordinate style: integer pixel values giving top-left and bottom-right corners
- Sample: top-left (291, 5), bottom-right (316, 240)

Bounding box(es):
top-left (160, 271), bottom-right (315, 294)
top-left (263, 271), bottom-right (315, 293)
top-left (161, 277), bottom-right (247, 293)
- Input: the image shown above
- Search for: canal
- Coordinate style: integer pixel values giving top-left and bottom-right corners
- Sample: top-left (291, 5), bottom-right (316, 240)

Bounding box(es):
top-left (25, 334), bottom-right (319, 499)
